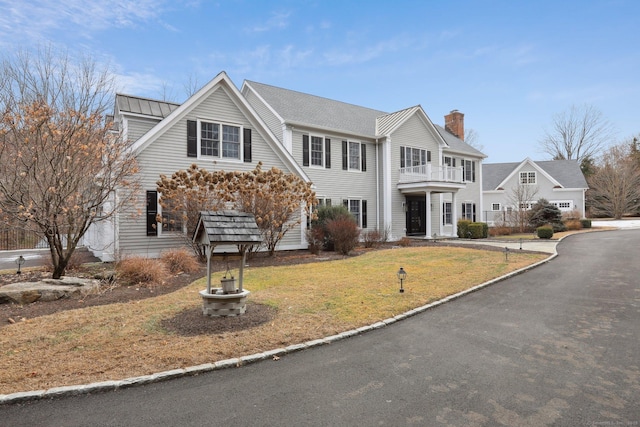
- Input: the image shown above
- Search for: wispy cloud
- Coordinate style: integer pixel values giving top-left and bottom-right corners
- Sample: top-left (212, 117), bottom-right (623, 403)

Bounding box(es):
top-left (323, 35), bottom-right (416, 66)
top-left (246, 10), bottom-right (291, 33)
top-left (0, 0), bottom-right (182, 47)
top-left (114, 70), bottom-right (167, 96)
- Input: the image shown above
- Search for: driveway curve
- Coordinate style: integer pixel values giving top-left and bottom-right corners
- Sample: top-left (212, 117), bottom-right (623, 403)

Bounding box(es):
top-left (1, 229), bottom-right (639, 426)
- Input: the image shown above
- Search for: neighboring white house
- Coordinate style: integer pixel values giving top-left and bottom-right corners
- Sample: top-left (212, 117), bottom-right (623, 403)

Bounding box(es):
top-left (482, 158), bottom-right (589, 225)
top-left (86, 72), bottom-right (486, 261)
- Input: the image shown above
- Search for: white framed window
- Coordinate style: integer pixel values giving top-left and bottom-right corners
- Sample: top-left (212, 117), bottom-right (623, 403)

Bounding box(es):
top-left (311, 135), bottom-right (324, 167)
top-left (518, 201), bottom-right (534, 210)
top-left (199, 119), bottom-right (242, 161)
top-left (550, 200), bottom-right (573, 211)
top-left (462, 202), bottom-right (476, 221)
top-left (519, 171), bottom-right (536, 185)
top-left (443, 202), bottom-right (452, 225)
top-left (463, 159), bottom-right (476, 182)
top-left (348, 141), bottom-right (361, 170)
top-left (342, 199), bottom-right (368, 228)
top-left (491, 203), bottom-right (501, 211)
top-left (443, 156), bottom-right (455, 167)
top-left (400, 146), bottom-right (430, 170)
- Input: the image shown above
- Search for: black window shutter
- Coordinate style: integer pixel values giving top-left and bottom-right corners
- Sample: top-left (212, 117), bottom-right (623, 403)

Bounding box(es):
top-left (472, 161), bottom-right (476, 182)
top-left (361, 144), bottom-right (366, 171)
top-left (473, 204), bottom-right (477, 222)
top-left (303, 135), bottom-right (309, 166)
top-left (427, 150), bottom-right (432, 162)
top-left (243, 128), bottom-right (252, 163)
top-left (342, 140), bottom-right (348, 170)
top-left (362, 200), bottom-right (367, 228)
top-left (325, 138), bottom-right (331, 168)
top-left (452, 158), bottom-right (456, 167)
top-left (462, 203), bottom-right (466, 219)
top-left (343, 199), bottom-right (348, 208)
top-left (400, 147), bottom-right (405, 168)
top-left (146, 190), bottom-right (158, 236)
top-left (187, 120), bottom-right (197, 158)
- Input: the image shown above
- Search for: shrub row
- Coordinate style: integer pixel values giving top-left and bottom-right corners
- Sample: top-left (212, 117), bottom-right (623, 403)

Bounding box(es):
top-left (457, 220), bottom-right (488, 239)
top-left (116, 248), bottom-right (200, 286)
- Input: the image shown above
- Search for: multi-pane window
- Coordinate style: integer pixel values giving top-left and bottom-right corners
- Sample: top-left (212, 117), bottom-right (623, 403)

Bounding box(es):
top-left (520, 171), bottom-right (536, 184)
top-left (201, 122), bottom-right (219, 157)
top-left (222, 125), bottom-right (240, 159)
top-left (349, 141), bottom-right (361, 170)
top-left (443, 202), bottom-right (452, 225)
top-left (343, 199), bottom-right (367, 228)
top-left (463, 160), bottom-right (476, 182)
top-left (462, 202), bottom-right (476, 221)
top-left (349, 199), bottom-right (361, 225)
top-left (401, 147), bottom-right (429, 169)
top-left (551, 200), bottom-right (573, 211)
top-left (492, 203), bottom-right (501, 211)
top-left (311, 136), bottom-right (324, 166)
top-left (200, 121), bottom-right (240, 160)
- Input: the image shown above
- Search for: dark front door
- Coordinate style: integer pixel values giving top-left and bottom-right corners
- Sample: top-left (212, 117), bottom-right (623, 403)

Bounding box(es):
top-left (406, 197), bottom-right (426, 235)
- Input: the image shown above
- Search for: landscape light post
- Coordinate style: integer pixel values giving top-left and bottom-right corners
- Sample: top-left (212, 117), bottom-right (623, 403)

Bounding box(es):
top-left (15, 255), bottom-right (25, 275)
top-left (397, 267), bottom-right (407, 293)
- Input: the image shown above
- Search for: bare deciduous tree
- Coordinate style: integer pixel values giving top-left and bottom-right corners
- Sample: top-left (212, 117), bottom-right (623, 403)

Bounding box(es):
top-left (588, 142), bottom-right (640, 219)
top-left (0, 46), bottom-right (139, 278)
top-left (464, 128), bottom-right (484, 152)
top-left (540, 104), bottom-right (616, 163)
top-left (506, 184), bottom-right (539, 232)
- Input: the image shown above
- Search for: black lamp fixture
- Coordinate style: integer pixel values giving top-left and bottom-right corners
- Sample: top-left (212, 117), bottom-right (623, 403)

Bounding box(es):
top-left (397, 267), bottom-right (407, 293)
top-left (16, 255), bottom-right (25, 275)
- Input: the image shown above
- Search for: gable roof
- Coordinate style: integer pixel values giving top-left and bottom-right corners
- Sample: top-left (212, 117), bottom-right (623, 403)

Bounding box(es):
top-left (116, 94), bottom-right (180, 119)
top-left (244, 80), bottom-right (485, 158)
top-left (243, 80), bottom-right (387, 138)
top-left (193, 210), bottom-right (263, 245)
top-left (127, 72), bottom-right (310, 183)
top-left (483, 159), bottom-right (588, 191)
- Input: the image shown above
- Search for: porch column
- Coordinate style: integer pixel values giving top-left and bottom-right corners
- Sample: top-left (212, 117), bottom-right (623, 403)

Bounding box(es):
top-left (425, 191), bottom-right (432, 238)
top-left (452, 192), bottom-right (458, 237)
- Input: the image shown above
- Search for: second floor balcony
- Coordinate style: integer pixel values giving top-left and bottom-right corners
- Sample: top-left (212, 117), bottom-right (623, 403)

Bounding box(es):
top-left (399, 164), bottom-right (464, 184)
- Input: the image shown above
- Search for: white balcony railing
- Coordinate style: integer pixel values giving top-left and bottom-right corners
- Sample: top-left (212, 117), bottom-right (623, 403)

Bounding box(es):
top-left (398, 164), bottom-right (463, 184)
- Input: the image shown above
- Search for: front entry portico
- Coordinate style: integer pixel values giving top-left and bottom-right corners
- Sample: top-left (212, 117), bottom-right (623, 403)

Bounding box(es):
top-left (402, 188), bottom-right (462, 238)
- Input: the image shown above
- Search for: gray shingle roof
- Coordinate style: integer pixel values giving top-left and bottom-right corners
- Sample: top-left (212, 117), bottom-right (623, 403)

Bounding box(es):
top-left (246, 80), bottom-right (485, 157)
top-left (193, 211), bottom-right (263, 245)
top-left (483, 160), bottom-right (588, 191)
top-left (435, 125), bottom-right (486, 157)
top-left (245, 80), bottom-right (387, 138)
top-left (116, 94), bottom-right (180, 119)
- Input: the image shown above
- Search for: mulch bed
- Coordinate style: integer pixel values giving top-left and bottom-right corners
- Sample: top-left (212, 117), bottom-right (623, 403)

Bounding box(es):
top-left (0, 241), bottom-right (506, 334)
top-left (161, 303), bottom-right (278, 336)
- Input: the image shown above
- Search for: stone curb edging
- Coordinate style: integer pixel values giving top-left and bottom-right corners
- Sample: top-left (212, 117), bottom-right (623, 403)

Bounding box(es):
top-left (0, 245), bottom-right (559, 406)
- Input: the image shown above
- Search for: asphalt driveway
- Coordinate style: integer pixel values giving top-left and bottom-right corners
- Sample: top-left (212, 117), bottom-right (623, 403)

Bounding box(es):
top-left (1, 229), bottom-right (639, 426)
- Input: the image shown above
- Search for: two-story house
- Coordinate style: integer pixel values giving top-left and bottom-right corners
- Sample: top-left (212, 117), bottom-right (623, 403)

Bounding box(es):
top-left (85, 72), bottom-right (485, 261)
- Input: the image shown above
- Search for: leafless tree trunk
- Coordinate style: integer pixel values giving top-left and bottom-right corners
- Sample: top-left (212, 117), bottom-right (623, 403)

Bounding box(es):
top-left (540, 104), bottom-right (616, 163)
top-left (506, 184), bottom-right (539, 232)
top-left (0, 45), bottom-right (139, 278)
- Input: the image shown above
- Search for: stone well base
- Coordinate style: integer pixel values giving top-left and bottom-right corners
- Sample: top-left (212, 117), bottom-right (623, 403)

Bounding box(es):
top-left (199, 289), bottom-right (250, 317)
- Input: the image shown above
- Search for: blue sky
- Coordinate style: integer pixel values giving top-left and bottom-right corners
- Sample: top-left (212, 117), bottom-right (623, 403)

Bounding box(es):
top-left (1, 0), bottom-right (638, 162)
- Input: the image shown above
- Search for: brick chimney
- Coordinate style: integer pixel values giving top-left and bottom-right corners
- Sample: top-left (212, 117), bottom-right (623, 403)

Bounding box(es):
top-left (444, 110), bottom-right (464, 141)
